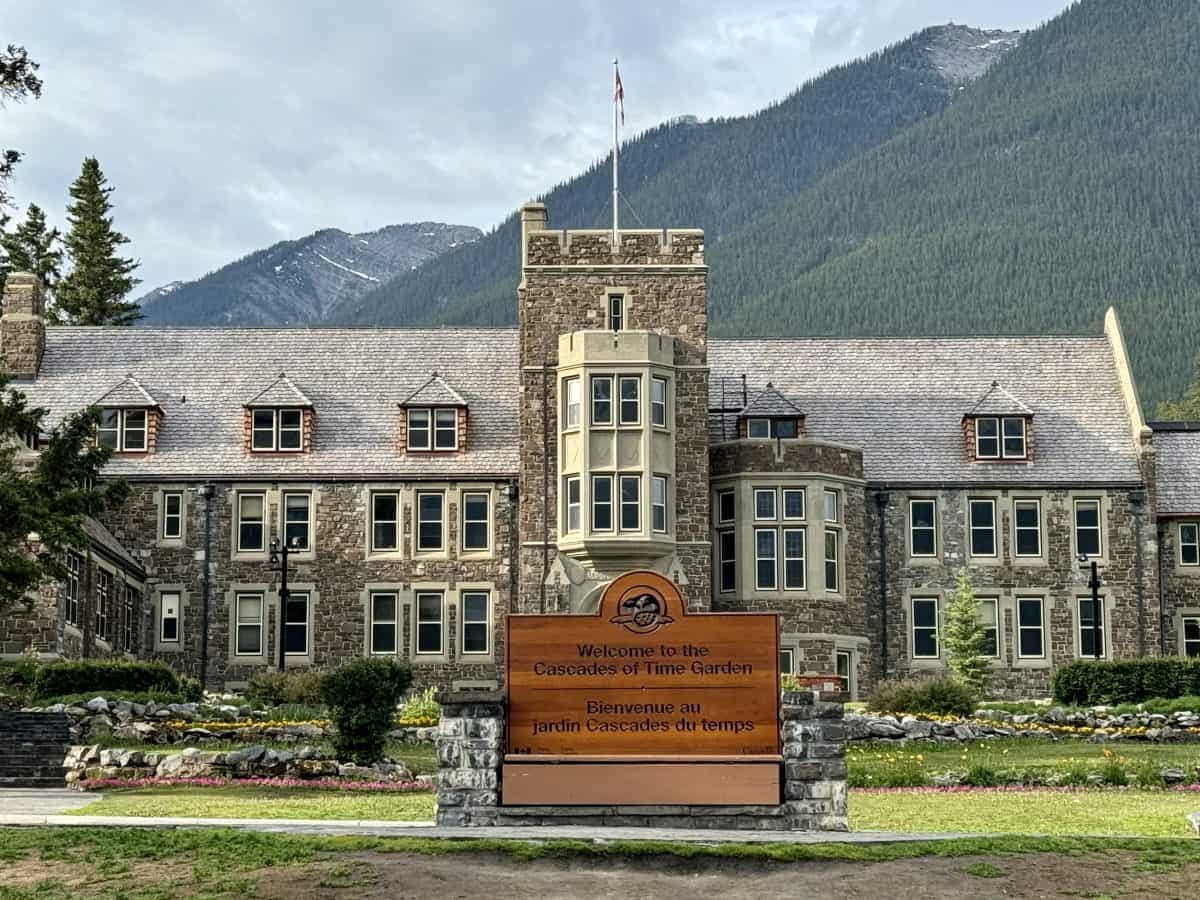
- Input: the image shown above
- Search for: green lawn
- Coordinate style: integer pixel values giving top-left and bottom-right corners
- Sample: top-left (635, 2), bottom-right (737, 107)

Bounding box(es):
top-left (65, 786), bottom-right (435, 821)
top-left (851, 789), bottom-right (1200, 836)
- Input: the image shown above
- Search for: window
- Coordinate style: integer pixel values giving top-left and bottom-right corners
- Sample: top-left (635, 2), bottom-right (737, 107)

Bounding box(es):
top-left (779, 648), bottom-right (795, 675)
top-left (747, 418), bottom-right (798, 439)
top-left (774, 418), bottom-right (798, 439)
top-left (1078, 596), bottom-right (1105, 658)
top-left (98, 409), bottom-right (148, 452)
top-left (282, 492), bottom-right (311, 551)
top-left (1002, 417), bottom-right (1026, 458)
top-left (1017, 597), bottom-right (1045, 658)
top-left (592, 475), bottom-right (613, 531)
top-left (620, 474), bottom-right (640, 531)
top-left (564, 477), bottom-right (581, 532)
top-left (755, 528), bottom-right (777, 590)
top-left (1183, 616), bottom-right (1200, 658)
top-left (824, 489), bottom-right (841, 524)
top-left (96, 570), bottom-right (111, 640)
top-left (160, 592), bottom-right (180, 643)
top-left (434, 409), bottom-right (457, 450)
top-left (748, 418), bottom-right (770, 438)
top-left (910, 499), bottom-right (937, 557)
top-left (1014, 499), bottom-right (1042, 557)
top-left (123, 586), bottom-right (137, 652)
top-left (783, 527), bottom-right (806, 590)
top-left (564, 377), bottom-right (581, 428)
top-left (717, 490), bottom-right (736, 524)
top-left (824, 529), bottom-right (840, 592)
top-left (407, 409), bottom-right (431, 450)
top-left (1075, 500), bottom-right (1102, 557)
top-left (836, 650), bottom-right (852, 694)
top-left (652, 476), bottom-right (668, 533)
top-left (237, 494), bottom-right (265, 552)
top-left (978, 598), bottom-right (999, 657)
top-left (162, 492), bottom-right (183, 540)
top-left (619, 376), bottom-right (640, 425)
top-left (718, 530), bottom-right (736, 593)
top-left (250, 408), bottom-right (303, 452)
top-left (975, 417), bottom-right (1000, 459)
top-left (911, 597), bottom-right (939, 659)
top-left (462, 591), bottom-right (490, 654)
top-left (783, 489), bottom-right (805, 520)
top-left (234, 593), bottom-right (263, 655)
top-left (1180, 523), bottom-right (1199, 567)
top-left (284, 592), bottom-right (309, 655)
top-left (969, 499), bottom-right (997, 557)
top-left (370, 592), bottom-right (397, 654)
top-left (462, 492), bottom-right (490, 551)
top-left (608, 293), bottom-right (624, 331)
top-left (416, 492), bottom-right (444, 551)
top-left (64, 552), bottom-right (81, 626)
top-left (591, 376), bottom-right (613, 425)
top-left (371, 492), bottom-right (399, 552)
top-left (754, 488), bottom-right (777, 521)
top-left (416, 592), bottom-right (443, 654)
top-left (651, 377), bottom-right (667, 427)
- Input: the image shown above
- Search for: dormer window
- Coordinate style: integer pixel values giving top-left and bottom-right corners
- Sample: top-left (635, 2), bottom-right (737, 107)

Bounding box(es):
top-left (98, 408), bottom-right (147, 452)
top-left (739, 383), bottom-right (804, 441)
top-left (407, 408), bottom-right (459, 451)
top-left (747, 417), bottom-right (799, 439)
top-left (400, 372), bottom-right (468, 454)
top-left (975, 418), bottom-right (1000, 458)
top-left (965, 382), bottom-right (1033, 462)
top-left (251, 408), bottom-right (304, 452)
top-left (1003, 417), bottom-right (1026, 458)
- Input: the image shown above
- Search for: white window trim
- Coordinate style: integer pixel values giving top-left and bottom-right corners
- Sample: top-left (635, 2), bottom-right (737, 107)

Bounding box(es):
top-left (779, 647), bottom-right (795, 676)
top-left (824, 527), bottom-right (841, 593)
top-left (607, 292), bottom-right (625, 331)
top-left (407, 408), bottom-right (431, 451)
top-left (249, 408), bottom-right (304, 453)
top-left (236, 492), bottom-right (267, 553)
top-left (369, 591), bottom-right (398, 655)
top-left (159, 591), bottom-right (181, 644)
top-left (369, 491), bottom-right (400, 554)
top-left (415, 491), bottom-right (446, 552)
top-left (969, 498), bottom-right (998, 558)
top-left (592, 474), bottom-right (614, 532)
top-left (280, 491), bottom-right (313, 552)
top-left (1077, 595), bottom-right (1108, 659)
top-left (977, 597), bottom-right (1000, 659)
top-left (754, 487), bottom-right (777, 521)
top-left (162, 491), bottom-right (184, 540)
top-left (782, 488), bottom-right (806, 521)
top-left (283, 591), bottom-right (310, 656)
top-left (1016, 595), bottom-right (1046, 660)
top-left (415, 591), bottom-right (445, 656)
top-left (909, 498), bottom-right (937, 558)
top-left (1180, 522), bottom-right (1200, 567)
top-left (1074, 498), bottom-right (1104, 558)
top-left (1182, 614), bottom-right (1200, 658)
top-left (95, 569), bottom-right (111, 641)
top-left (911, 596), bottom-right (940, 660)
top-left (824, 488), bottom-right (841, 524)
top-left (460, 590), bottom-right (491, 656)
top-left (591, 376), bottom-right (613, 426)
top-left (98, 408), bottom-right (150, 452)
top-left (754, 527), bottom-right (777, 591)
top-left (835, 649), bottom-right (853, 695)
top-left (651, 376), bottom-right (668, 428)
top-left (1001, 416), bottom-right (1027, 459)
top-left (564, 377), bottom-right (581, 429)
top-left (975, 416), bottom-right (1000, 459)
top-left (783, 526), bottom-right (806, 591)
top-left (1013, 498), bottom-right (1043, 558)
top-left (718, 528), bottom-right (736, 594)
top-left (565, 476), bottom-right (581, 533)
top-left (433, 408), bottom-right (459, 451)
top-left (461, 491), bottom-right (491, 552)
top-left (234, 592), bottom-right (265, 657)
top-left (651, 475), bottom-right (668, 534)
top-left (747, 417), bottom-right (771, 439)
top-left (618, 375), bottom-right (641, 426)
top-left (619, 474), bottom-right (641, 532)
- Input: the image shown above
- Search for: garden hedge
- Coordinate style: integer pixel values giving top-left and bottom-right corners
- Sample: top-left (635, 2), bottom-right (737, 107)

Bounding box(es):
top-left (1052, 659), bottom-right (1200, 705)
top-left (32, 660), bottom-right (196, 701)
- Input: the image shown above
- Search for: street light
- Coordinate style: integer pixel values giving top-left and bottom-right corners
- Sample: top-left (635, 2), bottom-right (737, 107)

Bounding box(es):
top-left (1078, 553), bottom-right (1103, 660)
top-left (269, 536), bottom-right (302, 672)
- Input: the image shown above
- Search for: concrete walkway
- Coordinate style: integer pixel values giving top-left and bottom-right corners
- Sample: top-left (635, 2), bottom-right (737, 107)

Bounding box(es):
top-left (0, 789), bottom-right (102, 815)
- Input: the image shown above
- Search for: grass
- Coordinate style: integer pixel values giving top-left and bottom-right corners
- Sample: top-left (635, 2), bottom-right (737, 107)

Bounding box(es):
top-left (63, 786), bottom-right (435, 821)
top-left (851, 789), bottom-right (1200, 837)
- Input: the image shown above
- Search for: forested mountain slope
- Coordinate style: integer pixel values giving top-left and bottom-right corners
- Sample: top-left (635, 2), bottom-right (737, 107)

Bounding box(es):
top-left (333, 25), bottom-right (1014, 327)
top-left (708, 0), bottom-right (1199, 410)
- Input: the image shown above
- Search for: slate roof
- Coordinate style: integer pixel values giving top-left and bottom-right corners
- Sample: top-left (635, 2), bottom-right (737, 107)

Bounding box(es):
top-left (82, 516), bottom-right (144, 576)
top-left (26, 328), bottom-right (520, 479)
top-left (709, 336), bottom-right (1143, 485)
top-left (95, 375), bottom-right (158, 408)
top-left (1150, 425), bottom-right (1200, 515)
top-left (965, 381), bottom-right (1034, 417)
top-left (741, 383), bottom-right (803, 419)
top-left (245, 373), bottom-right (313, 408)
top-left (400, 372), bottom-right (468, 407)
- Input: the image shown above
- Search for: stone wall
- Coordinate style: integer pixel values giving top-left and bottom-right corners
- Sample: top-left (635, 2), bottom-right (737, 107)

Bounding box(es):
top-left (434, 689), bottom-right (848, 831)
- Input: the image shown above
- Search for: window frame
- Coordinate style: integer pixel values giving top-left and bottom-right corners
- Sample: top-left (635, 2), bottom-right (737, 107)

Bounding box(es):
top-left (97, 408), bottom-right (121, 450)
top-left (407, 408), bottom-right (431, 451)
top-left (618, 375), bottom-right (641, 426)
top-left (369, 591), bottom-right (398, 655)
top-left (1078, 595), bottom-right (1107, 659)
top-left (779, 648), bottom-right (795, 675)
top-left (283, 591), bottom-right (309, 656)
top-left (747, 417), bottom-right (770, 438)
top-left (619, 474), bottom-right (641, 532)
top-left (234, 592), bottom-right (264, 657)
top-left (1002, 416), bottom-right (1027, 459)
top-left (162, 491), bottom-right (184, 540)
top-left (433, 408), bottom-right (458, 450)
top-left (159, 591), bottom-right (181, 644)
top-left (564, 476), bottom-right (581, 533)
top-left (98, 408), bottom-right (151, 452)
top-left (564, 377), bottom-right (581, 429)
top-left (608, 293), bottom-right (624, 331)
top-left (461, 590), bottom-right (491, 656)
top-left (461, 491), bottom-right (490, 552)
top-left (249, 408), bottom-right (304, 453)
top-left (1013, 498), bottom-right (1043, 558)
top-left (277, 408), bottom-right (303, 452)
top-left (651, 475), bottom-right (668, 534)
top-left (968, 498), bottom-right (998, 558)
top-left (754, 527), bottom-right (778, 591)
top-left (591, 376), bottom-right (613, 426)
top-left (415, 491), bottom-right (445, 552)
top-left (911, 596), bottom-right (939, 659)
top-left (1074, 499), bottom-right (1103, 558)
top-left (835, 649), bottom-right (853, 694)
top-left (1017, 596), bottom-right (1046, 659)
top-left (281, 491), bottom-right (312, 552)
top-left (123, 585), bottom-right (137, 653)
top-left (64, 552), bottom-right (82, 627)
top-left (975, 416), bottom-right (1000, 459)
top-left (370, 491), bottom-right (400, 553)
top-left (754, 487), bottom-right (777, 521)
top-left (651, 376), bottom-right (668, 427)
top-left (978, 596), bottom-right (999, 659)
top-left (415, 591), bottom-right (444, 656)
top-left (717, 489), bottom-right (736, 524)
top-left (1182, 615), bottom-right (1200, 658)
top-left (95, 570), bottom-right (111, 641)
top-left (824, 527), bottom-right (841, 593)
top-left (718, 528), bottom-right (736, 593)
top-left (122, 409), bottom-right (147, 452)
top-left (591, 474), bottom-right (614, 532)
top-left (824, 489), bottom-right (841, 524)
top-left (1179, 522), bottom-right (1200, 567)
top-left (783, 526), bottom-right (806, 591)
top-left (236, 492), bottom-right (267, 553)
top-left (782, 488), bottom-right (806, 521)
top-left (909, 498), bottom-right (937, 558)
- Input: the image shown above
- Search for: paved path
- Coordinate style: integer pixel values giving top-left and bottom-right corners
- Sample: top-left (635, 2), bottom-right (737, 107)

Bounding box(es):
top-left (0, 789), bottom-right (101, 815)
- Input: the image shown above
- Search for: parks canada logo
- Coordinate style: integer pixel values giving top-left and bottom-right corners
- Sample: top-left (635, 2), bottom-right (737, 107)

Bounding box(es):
top-left (608, 585), bottom-right (675, 636)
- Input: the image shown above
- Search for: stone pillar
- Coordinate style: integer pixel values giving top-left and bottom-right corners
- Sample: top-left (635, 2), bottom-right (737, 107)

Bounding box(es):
top-left (781, 690), bottom-right (848, 831)
top-left (434, 689), bottom-right (503, 826)
top-left (0, 272), bottom-right (46, 380)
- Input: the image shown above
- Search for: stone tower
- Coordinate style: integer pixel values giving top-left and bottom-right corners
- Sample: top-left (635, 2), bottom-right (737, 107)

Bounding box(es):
top-left (517, 203), bottom-right (711, 613)
top-left (0, 272), bottom-right (46, 379)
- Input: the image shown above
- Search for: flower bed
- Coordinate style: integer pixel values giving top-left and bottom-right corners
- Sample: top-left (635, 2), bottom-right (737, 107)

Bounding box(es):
top-left (79, 775), bottom-right (431, 792)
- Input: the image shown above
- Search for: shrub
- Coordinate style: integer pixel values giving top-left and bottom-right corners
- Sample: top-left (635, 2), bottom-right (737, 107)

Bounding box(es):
top-left (867, 676), bottom-right (977, 717)
top-left (963, 764), bottom-right (1000, 787)
top-left (320, 658), bottom-right (413, 765)
top-left (179, 676), bottom-right (203, 702)
top-left (244, 670), bottom-right (326, 708)
top-left (398, 686), bottom-right (440, 722)
top-left (1100, 760), bottom-right (1128, 786)
top-left (33, 660), bottom-right (182, 700)
top-left (1134, 762), bottom-right (1166, 789)
top-left (1059, 763), bottom-right (1092, 787)
top-left (1052, 659), bottom-right (1200, 705)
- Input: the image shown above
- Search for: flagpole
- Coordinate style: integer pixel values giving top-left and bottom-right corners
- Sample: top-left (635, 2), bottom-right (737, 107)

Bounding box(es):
top-left (612, 57), bottom-right (619, 242)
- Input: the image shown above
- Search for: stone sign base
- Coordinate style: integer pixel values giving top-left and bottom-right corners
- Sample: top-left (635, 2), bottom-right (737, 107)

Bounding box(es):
top-left (434, 690), bottom-right (847, 831)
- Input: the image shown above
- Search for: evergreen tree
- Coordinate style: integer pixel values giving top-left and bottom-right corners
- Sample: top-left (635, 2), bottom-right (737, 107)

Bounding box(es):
top-left (1154, 355), bottom-right (1200, 421)
top-left (56, 158), bottom-right (140, 325)
top-left (0, 44), bottom-right (42, 210)
top-left (0, 203), bottom-right (62, 289)
top-left (943, 570), bottom-right (990, 697)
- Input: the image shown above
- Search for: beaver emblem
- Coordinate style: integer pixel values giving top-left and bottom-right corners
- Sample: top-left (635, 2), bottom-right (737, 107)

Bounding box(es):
top-left (609, 588), bottom-right (675, 635)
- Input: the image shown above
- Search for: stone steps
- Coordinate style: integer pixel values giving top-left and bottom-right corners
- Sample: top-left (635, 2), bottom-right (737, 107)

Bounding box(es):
top-left (0, 712), bottom-right (70, 789)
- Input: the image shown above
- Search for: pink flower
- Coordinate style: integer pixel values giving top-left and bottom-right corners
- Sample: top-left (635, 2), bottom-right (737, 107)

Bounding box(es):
top-left (79, 775), bottom-right (432, 793)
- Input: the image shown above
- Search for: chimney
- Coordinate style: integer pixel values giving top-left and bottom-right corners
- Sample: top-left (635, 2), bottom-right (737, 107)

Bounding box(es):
top-left (1, 272), bottom-right (47, 380)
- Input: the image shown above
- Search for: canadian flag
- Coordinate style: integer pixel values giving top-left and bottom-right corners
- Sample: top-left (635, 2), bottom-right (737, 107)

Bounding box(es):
top-left (614, 63), bottom-right (624, 126)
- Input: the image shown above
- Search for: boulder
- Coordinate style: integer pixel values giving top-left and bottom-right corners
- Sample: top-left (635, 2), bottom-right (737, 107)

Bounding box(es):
top-left (1162, 768), bottom-right (1187, 785)
top-left (224, 745), bottom-right (267, 768)
top-left (85, 697), bottom-right (109, 714)
top-left (1188, 811), bottom-right (1200, 834)
top-left (85, 715), bottom-right (114, 739)
top-left (867, 719), bottom-right (905, 738)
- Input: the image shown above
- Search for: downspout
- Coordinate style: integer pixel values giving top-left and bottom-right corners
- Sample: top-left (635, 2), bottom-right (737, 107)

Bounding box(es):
top-left (875, 491), bottom-right (890, 681)
top-left (541, 363), bottom-right (551, 614)
top-left (1158, 521), bottom-right (1168, 656)
top-left (200, 483), bottom-right (214, 690)
top-left (83, 547), bottom-right (93, 659)
top-left (1131, 490), bottom-right (1145, 657)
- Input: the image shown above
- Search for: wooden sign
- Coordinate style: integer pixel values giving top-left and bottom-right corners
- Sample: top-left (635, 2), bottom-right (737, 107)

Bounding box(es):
top-left (506, 571), bottom-right (780, 758)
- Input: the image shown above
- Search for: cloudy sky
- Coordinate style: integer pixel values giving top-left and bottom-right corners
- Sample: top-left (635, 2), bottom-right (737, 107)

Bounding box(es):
top-left (4, 0), bottom-right (1071, 292)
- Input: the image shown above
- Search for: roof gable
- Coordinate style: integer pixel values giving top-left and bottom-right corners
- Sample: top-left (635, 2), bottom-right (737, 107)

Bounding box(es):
top-left (400, 371), bottom-right (467, 408)
top-left (95, 375), bottom-right (158, 408)
top-left (244, 373), bottom-right (313, 408)
top-left (966, 381), bottom-right (1033, 417)
top-left (741, 382), bottom-right (803, 419)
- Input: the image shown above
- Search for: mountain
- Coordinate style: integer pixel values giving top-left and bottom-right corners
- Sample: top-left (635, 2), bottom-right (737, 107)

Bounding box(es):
top-left (332, 24), bottom-right (1020, 327)
top-left (137, 222), bottom-right (481, 325)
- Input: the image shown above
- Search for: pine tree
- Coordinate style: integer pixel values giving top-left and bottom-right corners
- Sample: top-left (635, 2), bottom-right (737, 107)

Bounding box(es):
top-left (943, 569), bottom-right (990, 697)
top-left (0, 44), bottom-right (42, 210)
top-left (0, 203), bottom-right (62, 289)
top-left (1154, 355), bottom-right (1200, 421)
top-left (56, 157), bottom-right (140, 325)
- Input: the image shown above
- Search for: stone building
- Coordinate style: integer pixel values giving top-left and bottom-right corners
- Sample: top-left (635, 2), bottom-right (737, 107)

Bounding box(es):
top-left (0, 202), bottom-right (1193, 698)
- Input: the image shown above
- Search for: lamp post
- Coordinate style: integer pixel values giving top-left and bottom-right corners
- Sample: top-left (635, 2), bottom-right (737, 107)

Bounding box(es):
top-left (269, 536), bottom-right (301, 672)
top-left (1078, 553), bottom-right (1103, 660)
